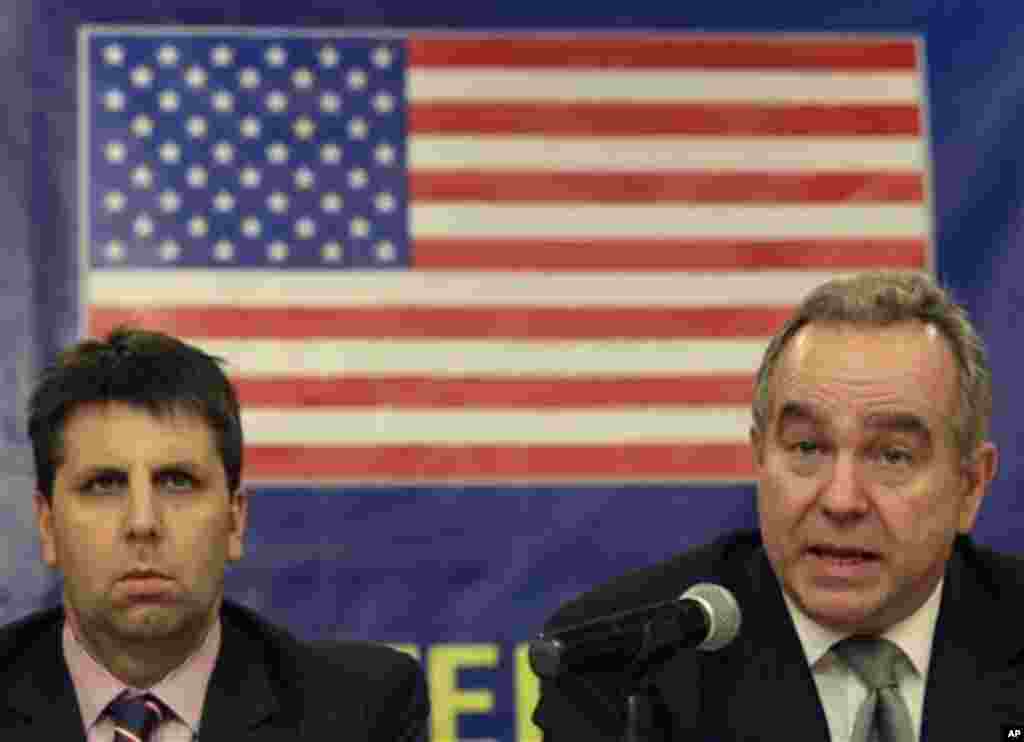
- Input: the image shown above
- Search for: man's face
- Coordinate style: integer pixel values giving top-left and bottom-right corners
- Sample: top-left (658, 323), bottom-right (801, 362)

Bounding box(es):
top-left (753, 321), bottom-right (996, 633)
top-left (35, 401), bottom-right (247, 654)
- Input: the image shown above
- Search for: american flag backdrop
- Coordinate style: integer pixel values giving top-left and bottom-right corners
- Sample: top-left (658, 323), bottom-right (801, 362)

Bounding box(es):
top-left (80, 29), bottom-right (931, 484)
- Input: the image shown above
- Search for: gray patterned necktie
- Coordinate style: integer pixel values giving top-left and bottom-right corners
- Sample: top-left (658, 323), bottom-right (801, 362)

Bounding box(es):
top-left (832, 637), bottom-right (915, 742)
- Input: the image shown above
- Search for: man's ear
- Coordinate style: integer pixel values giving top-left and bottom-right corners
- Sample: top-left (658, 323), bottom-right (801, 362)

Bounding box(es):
top-left (750, 425), bottom-right (765, 467)
top-left (226, 488), bottom-right (249, 562)
top-left (34, 492), bottom-right (58, 568)
top-left (957, 441), bottom-right (997, 533)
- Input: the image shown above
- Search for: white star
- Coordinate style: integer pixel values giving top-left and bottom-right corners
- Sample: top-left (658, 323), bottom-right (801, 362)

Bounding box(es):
top-left (212, 91), bottom-right (234, 113)
top-left (294, 166), bottom-right (315, 190)
top-left (131, 66), bottom-right (154, 88)
top-left (159, 90), bottom-right (180, 112)
top-left (103, 191), bottom-right (126, 213)
top-left (294, 217), bottom-right (316, 239)
top-left (266, 90), bottom-right (288, 113)
top-left (372, 91), bottom-right (396, 114)
top-left (102, 44), bottom-right (125, 67)
top-left (103, 89), bottom-right (126, 112)
top-left (372, 45), bottom-right (394, 69)
top-left (349, 216), bottom-right (370, 238)
top-left (185, 65), bottom-right (207, 89)
top-left (348, 168), bottom-right (368, 190)
top-left (266, 142), bottom-right (289, 164)
top-left (159, 141), bottom-right (181, 164)
top-left (157, 45), bottom-right (179, 67)
top-left (321, 192), bottom-right (343, 213)
top-left (105, 141), bottom-right (126, 164)
top-left (268, 241), bottom-right (289, 262)
top-left (374, 191), bottom-right (396, 214)
top-left (265, 45), bottom-right (287, 67)
top-left (319, 91), bottom-right (341, 114)
top-left (322, 241), bottom-right (343, 262)
top-left (267, 191), bottom-right (289, 213)
top-left (375, 240), bottom-right (396, 262)
top-left (104, 240), bottom-right (125, 261)
top-left (211, 44), bottom-right (235, 67)
top-left (131, 166), bottom-right (154, 189)
top-left (347, 117), bottom-right (369, 140)
top-left (347, 68), bottom-right (368, 91)
top-left (292, 67), bottom-right (315, 89)
top-left (293, 116), bottom-right (316, 140)
top-left (186, 116), bottom-right (208, 139)
top-left (187, 165), bottom-right (208, 188)
top-left (159, 190), bottom-right (181, 213)
top-left (213, 141), bottom-right (235, 165)
top-left (321, 143), bottom-right (342, 165)
top-left (213, 190), bottom-right (236, 213)
top-left (240, 167), bottom-right (262, 188)
top-left (188, 215), bottom-right (209, 237)
top-left (159, 240), bottom-right (181, 261)
top-left (241, 217), bottom-right (262, 238)
top-left (131, 115), bottom-right (154, 138)
top-left (374, 142), bottom-right (397, 166)
top-left (239, 67), bottom-right (261, 89)
top-left (318, 46), bottom-right (340, 68)
top-left (240, 117), bottom-right (261, 139)
top-left (214, 240), bottom-right (235, 261)
top-left (133, 213), bottom-right (155, 238)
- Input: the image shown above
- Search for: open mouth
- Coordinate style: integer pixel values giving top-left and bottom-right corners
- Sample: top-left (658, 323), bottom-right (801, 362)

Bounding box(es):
top-left (808, 545), bottom-right (879, 564)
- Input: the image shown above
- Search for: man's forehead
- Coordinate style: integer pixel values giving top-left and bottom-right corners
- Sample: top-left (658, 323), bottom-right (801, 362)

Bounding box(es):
top-left (58, 401), bottom-right (218, 461)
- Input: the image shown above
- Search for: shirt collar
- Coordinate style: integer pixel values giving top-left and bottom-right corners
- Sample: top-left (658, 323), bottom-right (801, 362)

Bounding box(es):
top-left (62, 611), bottom-right (222, 735)
top-left (782, 576), bottom-right (944, 677)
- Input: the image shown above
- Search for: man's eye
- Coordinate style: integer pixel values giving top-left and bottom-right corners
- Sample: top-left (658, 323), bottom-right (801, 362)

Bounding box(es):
top-left (793, 440), bottom-right (821, 455)
top-left (81, 474), bottom-right (124, 495)
top-left (159, 471), bottom-right (197, 491)
top-left (879, 448), bottom-right (913, 467)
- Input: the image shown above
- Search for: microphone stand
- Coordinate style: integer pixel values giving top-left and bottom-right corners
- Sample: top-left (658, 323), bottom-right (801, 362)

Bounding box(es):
top-left (619, 619), bottom-right (689, 742)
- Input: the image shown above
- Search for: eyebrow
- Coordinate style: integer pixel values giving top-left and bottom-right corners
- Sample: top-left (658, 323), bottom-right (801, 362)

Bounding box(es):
top-left (776, 402), bottom-right (821, 430)
top-left (863, 412), bottom-right (933, 442)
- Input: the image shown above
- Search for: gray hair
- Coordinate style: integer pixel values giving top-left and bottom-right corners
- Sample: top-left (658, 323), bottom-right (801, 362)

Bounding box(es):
top-left (751, 272), bottom-right (992, 457)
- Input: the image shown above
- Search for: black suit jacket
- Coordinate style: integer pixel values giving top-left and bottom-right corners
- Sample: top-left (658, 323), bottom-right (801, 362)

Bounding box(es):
top-left (533, 529), bottom-right (1024, 741)
top-left (0, 599), bottom-right (428, 741)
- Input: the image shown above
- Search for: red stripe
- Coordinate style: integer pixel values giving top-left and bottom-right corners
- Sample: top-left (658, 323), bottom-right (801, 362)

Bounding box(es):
top-left (408, 37), bottom-right (919, 70)
top-left (413, 239), bottom-right (928, 271)
top-left (245, 443), bottom-right (756, 481)
top-left (409, 103), bottom-right (921, 136)
top-left (234, 375), bottom-right (755, 408)
top-left (411, 172), bottom-right (925, 204)
top-left (87, 306), bottom-right (792, 340)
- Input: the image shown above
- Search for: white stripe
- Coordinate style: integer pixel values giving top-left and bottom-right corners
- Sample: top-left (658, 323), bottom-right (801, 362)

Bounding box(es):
top-left (411, 204), bottom-right (926, 239)
top-left (409, 68), bottom-right (921, 104)
top-left (242, 406), bottom-right (752, 445)
top-left (186, 338), bottom-right (768, 376)
top-left (409, 136), bottom-right (924, 172)
top-left (88, 270), bottom-right (872, 307)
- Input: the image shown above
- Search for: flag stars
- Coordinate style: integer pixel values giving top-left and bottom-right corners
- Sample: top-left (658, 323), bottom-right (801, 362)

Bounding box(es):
top-left (213, 141), bottom-right (235, 165)
top-left (292, 67), bottom-right (315, 89)
top-left (322, 242), bottom-right (343, 262)
top-left (188, 215), bottom-right (209, 237)
top-left (319, 91), bottom-right (341, 114)
top-left (321, 143), bottom-right (342, 164)
top-left (102, 44), bottom-right (125, 67)
top-left (267, 142), bottom-right (289, 164)
top-left (104, 141), bottom-right (127, 164)
top-left (265, 45), bottom-right (287, 68)
top-left (103, 89), bottom-right (126, 112)
top-left (372, 92), bottom-right (395, 114)
top-left (349, 216), bottom-right (370, 238)
top-left (212, 90), bottom-right (234, 113)
top-left (131, 66), bottom-right (154, 88)
top-left (242, 216), bottom-right (262, 238)
top-left (159, 239), bottom-right (181, 262)
top-left (267, 191), bottom-right (290, 213)
top-left (239, 67), bottom-right (261, 89)
top-left (211, 44), bottom-right (235, 67)
top-left (240, 116), bottom-right (261, 139)
top-left (157, 45), bottom-right (179, 67)
top-left (133, 213), bottom-right (155, 238)
top-left (294, 217), bottom-right (316, 240)
top-left (293, 116), bottom-right (316, 140)
top-left (266, 90), bottom-right (288, 113)
top-left (374, 191), bottom-right (396, 214)
top-left (214, 240), bottom-right (235, 261)
top-left (187, 165), bottom-right (209, 188)
top-left (347, 68), bottom-right (368, 91)
top-left (103, 191), bottom-right (126, 213)
top-left (186, 116), bottom-right (208, 139)
top-left (348, 167), bottom-right (369, 190)
top-left (159, 189), bottom-right (181, 213)
top-left (318, 45), bottom-right (340, 68)
top-left (213, 190), bottom-right (236, 213)
top-left (104, 240), bottom-right (126, 261)
top-left (185, 65), bottom-right (208, 89)
top-left (294, 166), bottom-right (315, 190)
top-left (347, 117), bottom-right (369, 140)
top-left (159, 141), bottom-right (181, 164)
top-left (240, 167), bottom-right (262, 188)
top-left (321, 192), bottom-right (343, 213)
top-left (131, 115), bottom-right (154, 138)
top-left (159, 90), bottom-right (181, 112)
top-left (375, 240), bottom-right (396, 262)
top-left (268, 241), bottom-right (289, 262)
top-left (372, 45), bottom-right (394, 69)
top-left (374, 142), bottom-right (397, 166)
top-left (131, 165), bottom-right (154, 189)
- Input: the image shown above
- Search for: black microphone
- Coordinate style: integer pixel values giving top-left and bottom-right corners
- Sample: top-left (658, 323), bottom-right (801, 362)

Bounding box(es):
top-left (528, 582), bottom-right (741, 678)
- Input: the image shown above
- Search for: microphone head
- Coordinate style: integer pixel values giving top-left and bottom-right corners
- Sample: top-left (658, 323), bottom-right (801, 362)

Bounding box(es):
top-left (682, 582), bottom-right (741, 651)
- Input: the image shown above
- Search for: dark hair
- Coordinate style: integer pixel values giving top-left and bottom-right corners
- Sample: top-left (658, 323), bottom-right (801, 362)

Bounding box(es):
top-left (751, 272), bottom-right (992, 458)
top-left (28, 327), bottom-right (243, 499)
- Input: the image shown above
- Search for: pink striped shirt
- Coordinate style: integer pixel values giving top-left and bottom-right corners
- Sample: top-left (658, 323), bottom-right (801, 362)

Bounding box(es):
top-left (62, 611), bottom-right (221, 742)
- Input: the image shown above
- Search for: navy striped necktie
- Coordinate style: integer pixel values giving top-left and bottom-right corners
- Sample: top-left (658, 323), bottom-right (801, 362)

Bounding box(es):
top-left (106, 692), bottom-right (167, 742)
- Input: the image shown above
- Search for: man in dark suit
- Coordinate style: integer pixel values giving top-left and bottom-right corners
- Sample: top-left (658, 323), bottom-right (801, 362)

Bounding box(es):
top-left (533, 272), bottom-right (1024, 741)
top-left (0, 327), bottom-right (428, 740)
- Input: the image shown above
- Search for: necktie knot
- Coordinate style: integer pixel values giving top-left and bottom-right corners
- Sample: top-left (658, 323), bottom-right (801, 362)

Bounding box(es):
top-left (106, 692), bottom-right (167, 742)
top-left (833, 636), bottom-right (904, 690)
